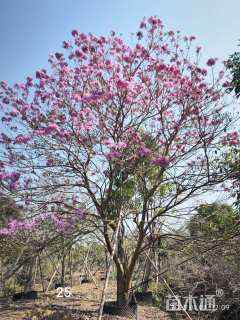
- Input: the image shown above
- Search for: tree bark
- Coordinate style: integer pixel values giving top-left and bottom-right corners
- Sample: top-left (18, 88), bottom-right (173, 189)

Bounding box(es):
top-left (116, 265), bottom-right (132, 306)
top-left (24, 260), bottom-right (34, 292)
top-left (142, 256), bottom-right (152, 292)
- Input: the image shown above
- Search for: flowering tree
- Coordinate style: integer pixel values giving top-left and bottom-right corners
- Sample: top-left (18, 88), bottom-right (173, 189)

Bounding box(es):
top-left (0, 191), bottom-right (89, 293)
top-left (0, 17), bottom-right (236, 305)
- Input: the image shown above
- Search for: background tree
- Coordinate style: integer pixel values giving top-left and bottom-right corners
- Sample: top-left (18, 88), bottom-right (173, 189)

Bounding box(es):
top-left (226, 43), bottom-right (240, 98)
top-left (188, 203), bottom-right (239, 240)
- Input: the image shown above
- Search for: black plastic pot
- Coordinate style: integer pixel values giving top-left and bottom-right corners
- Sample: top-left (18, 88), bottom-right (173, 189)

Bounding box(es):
top-left (134, 291), bottom-right (153, 304)
top-left (12, 290), bottom-right (38, 301)
top-left (80, 278), bottom-right (92, 284)
top-left (54, 283), bottom-right (64, 289)
top-left (103, 301), bottom-right (138, 318)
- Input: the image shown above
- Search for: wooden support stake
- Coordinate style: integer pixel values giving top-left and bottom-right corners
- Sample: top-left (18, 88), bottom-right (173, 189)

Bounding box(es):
top-left (46, 260), bottom-right (61, 293)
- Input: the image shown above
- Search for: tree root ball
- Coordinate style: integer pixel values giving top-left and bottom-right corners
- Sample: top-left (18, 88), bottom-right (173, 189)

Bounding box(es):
top-left (103, 301), bottom-right (138, 318)
top-left (134, 291), bottom-right (153, 304)
top-left (12, 290), bottom-right (38, 301)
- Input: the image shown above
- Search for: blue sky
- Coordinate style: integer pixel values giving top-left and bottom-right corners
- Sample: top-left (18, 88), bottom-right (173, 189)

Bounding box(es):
top-left (0, 0), bottom-right (239, 84)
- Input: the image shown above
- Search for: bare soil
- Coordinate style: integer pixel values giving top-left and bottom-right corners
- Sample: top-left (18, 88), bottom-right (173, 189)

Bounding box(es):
top-left (0, 279), bottom-right (171, 320)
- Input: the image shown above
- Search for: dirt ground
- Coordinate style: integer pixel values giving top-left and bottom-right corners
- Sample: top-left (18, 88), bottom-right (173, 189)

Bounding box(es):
top-left (0, 279), bottom-right (171, 320)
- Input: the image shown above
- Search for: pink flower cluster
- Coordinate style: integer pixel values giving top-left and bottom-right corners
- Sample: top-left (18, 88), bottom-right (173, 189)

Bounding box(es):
top-left (222, 131), bottom-right (240, 146)
top-left (14, 135), bottom-right (32, 144)
top-left (0, 212), bottom-right (52, 237)
top-left (0, 171), bottom-right (20, 190)
top-left (207, 58), bottom-right (217, 67)
top-left (152, 156), bottom-right (170, 168)
top-left (138, 146), bottom-right (152, 157)
top-left (0, 209), bottom-right (86, 237)
top-left (0, 15), bottom-right (236, 227)
top-left (0, 219), bottom-right (36, 236)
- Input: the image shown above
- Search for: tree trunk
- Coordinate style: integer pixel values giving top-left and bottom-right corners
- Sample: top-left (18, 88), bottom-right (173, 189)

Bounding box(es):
top-left (142, 257), bottom-right (152, 292)
top-left (24, 260), bottom-right (34, 292)
top-left (115, 224), bottom-right (132, 305)
top-left (38, 255), bottom-right (45, 293)
top-left (116, 265), bottom-right (132, 306)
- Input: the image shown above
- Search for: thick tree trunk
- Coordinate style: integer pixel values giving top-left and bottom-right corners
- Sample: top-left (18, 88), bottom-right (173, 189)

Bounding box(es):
top-left (116, 265), bottom-right (132, 306)
top-left (116, 225), bottom-right (132, 305)
top-left (102, 215), bottom-right (143, 307)
top-left (115, 224), bottom-right (145, 305)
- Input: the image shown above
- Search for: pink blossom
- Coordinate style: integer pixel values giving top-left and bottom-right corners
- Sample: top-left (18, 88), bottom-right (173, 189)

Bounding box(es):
top-left (168, 31), bottom-right (175, 37)
top-left (73, 93), bottom-right (82, 102)
top-left (26, 76), bottom-right (33, 86)
top-left (139, 19), bottom-right (147, 29)
top-left (222, 81), bottom-right (232, 88)
top-left (138, 146), bottom-right (152, 157)
top-left (222, 131), bottom-right (240, 146)
top-left (0, 172), bottom-right (7, 180)
top-left (0, 209), bottom-right (85, 237)
top-left (107, 150), bottom-right (122, 160)
top-left (115, 141), bottom-right (127, 149)
top-left (36, 69), bottom-right (47, 79)
top-left (9, 180), bottom-right (19, 190)
top-left (47, 159), bottom-right (55, 166)
top-left (24, 178), bottom-right (32, 188)
top-left (116, 79), bottom-right (130, 90)
top-left (152, 156), bottom-right (170, 168)
top-left (75, 208), bottom-right (86, 218)
top-left (14, 135), bottom-right (31, 144)
top-left (0, 80), bottom-right (8, 89)
top-left (10, 111), bottom-right (18, 117)
top-left (75, 50), bottom-right (85, 59)
top-left (46, 123), bottom-right (60, 132)
top-left (0, 171), bottom-right (20, 183)
top-left (207, 58), bottom-right (217, 67)
top-left (55, 52), bottom-right (63, 60)
top-left (63, 40), bottom-right (71, 49)
top-left (71, 29), bottom-right (79, 37)
top-left (136, 31), bottom-right (143, 40)
top-left (2, 97), bottom-right (10, 104)
top-left (102, 138), bottom-right (115, 147)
